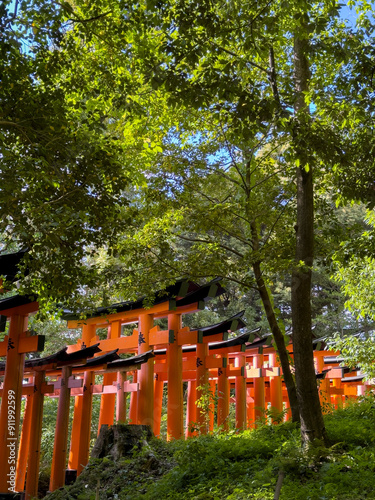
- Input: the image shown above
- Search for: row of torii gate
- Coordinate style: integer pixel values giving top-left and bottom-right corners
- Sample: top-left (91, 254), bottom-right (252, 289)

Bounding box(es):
top-left (0, 255), bottom-right (373, 499)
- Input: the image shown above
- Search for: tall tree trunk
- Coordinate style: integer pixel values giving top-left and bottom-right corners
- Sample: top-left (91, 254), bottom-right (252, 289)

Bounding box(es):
top-left (250, 222), bottom-right (300, 423)
top-left (292, 31), bottom-right (328, 445)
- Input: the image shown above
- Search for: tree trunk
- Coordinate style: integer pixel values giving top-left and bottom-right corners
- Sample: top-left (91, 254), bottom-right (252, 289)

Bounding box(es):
top-left (292, 31), bottom-right (328, 446)
top-left (250, 223), bottom-right (300, 423)
top-left (91, 424), bottom-right (153, 461)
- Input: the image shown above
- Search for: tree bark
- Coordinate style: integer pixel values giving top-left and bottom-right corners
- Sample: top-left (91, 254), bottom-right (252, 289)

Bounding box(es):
top-left (250, 222), bottom-right (300, 423)
top-left (292, 31), bottom-right (328, 446)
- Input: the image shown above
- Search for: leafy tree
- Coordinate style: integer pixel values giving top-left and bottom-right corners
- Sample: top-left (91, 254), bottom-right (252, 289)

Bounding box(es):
top-left (3, 0), bottom-right (375, 447)
top-left (0, 0), bottom-right (147, 311)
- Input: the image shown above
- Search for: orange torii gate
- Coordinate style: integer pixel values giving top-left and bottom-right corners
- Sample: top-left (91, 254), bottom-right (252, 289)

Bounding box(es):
top-left (63, 278), bottom-right (227, 443)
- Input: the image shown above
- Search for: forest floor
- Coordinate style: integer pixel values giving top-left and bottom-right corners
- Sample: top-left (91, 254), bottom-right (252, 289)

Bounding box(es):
top-left (43, 395), bottom-right (375, 500)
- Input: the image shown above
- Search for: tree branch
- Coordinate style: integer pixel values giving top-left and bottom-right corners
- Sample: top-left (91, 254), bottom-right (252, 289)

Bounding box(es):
top-left (268, 45), bottom-right (281, 107)
top-left (68, 11), bottom-right (113, 24)
top-left (210, 41), bottom-right (269, 74)
top-left (176, 233), bottom-right (245, 258)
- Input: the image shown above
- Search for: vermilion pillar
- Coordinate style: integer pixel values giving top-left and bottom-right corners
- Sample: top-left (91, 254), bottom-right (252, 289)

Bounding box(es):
top-left (196, 343), bottom-right (208, 434)
top-left (185, 380), bottom-right (197, 438)
top-left (208, 380), bottom-right (216, 432)
top-left (235, 355), bottom-right (246, 431)
top-left (269, 353), bottom-right (283, 423)
top-left (253, 352), bottom-right (265, 426)
top-left (68, 393), bottom-right (82, 470)
top-left (153, 376), bottom-right (164, 437)
top-left (247, 386), bottom-right (255, 428)
top-left (98, 321), bottom-right (121, 431)
top-left (344, 384), bottom-right (357, 399)
top-left (332, 378), bottom-right (343, 409)
top-left (129, 371), bottom-right (138, 424)
top-left (137, 313), bottom-right (154, 427)
top-left (116, 371), bottom-right (127, 424)
top-left (217, 361), bottom-right (229, 431)
top-left (25, 371), bottom-right (45, 499)
top-left (69, 324), bottom-right (96, 472)
top-left (167, 313), bottom-right (183, 440)
top-left (0, 313), bottom-right (27, 493)
top-left (50, 366), bottom-right (72, 491)
top-left (76, 370), bottom-right (94, 475)
top-left (15, 394), bottom-right (32, 491)
top-left (315, 354), bottom-right (330, 409)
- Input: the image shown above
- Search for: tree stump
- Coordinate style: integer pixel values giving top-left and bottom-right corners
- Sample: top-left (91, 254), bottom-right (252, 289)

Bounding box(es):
top-left (91, 424), bottom-right (153, 461)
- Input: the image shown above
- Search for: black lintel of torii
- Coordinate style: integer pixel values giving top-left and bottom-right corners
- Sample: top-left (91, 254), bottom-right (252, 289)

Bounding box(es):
top-left (24, 347), bottom-right (71, 368)
top-left (62, 279), bottom-right (203, 321)
top-left (34, 343), bottom-right (102, 368)
top-left (0, 347), bottom-right (154, 377)
top-left (179, 327), bottom-right (262, 355)
top-left (0, 294), bottom-right (37, 313)
top-left (81, 349), bottom-right (120, 367)
top-left (175, 277), bottom-right (225, 308)
top-left (73, 349), bottom-right (155, 373)
top-left (0, 343), bottom-right (103, 374)
top-left (0, 294), bottom-right (39, 333)
top-left (341, 375), bottom-right (365, 383)
top-left (105, 350), bottom-right (155, 372)
top-left (316, 369), bottom-right (331, 380)
top-left (0, 248), bottom-right (29, 283)
top-left (62, 278), bottom-right (224, 322)
top-left (245, 335), bottom-right (272, 351)
top-left (208, 327), bottom-right (261, 351)
top-left (192, 310), bottom-right (246, 338)
top-left (324, 356), bottom-right (346, 364)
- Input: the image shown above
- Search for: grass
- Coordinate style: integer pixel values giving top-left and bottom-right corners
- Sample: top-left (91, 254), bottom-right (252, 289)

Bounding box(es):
top-left (43, 393), bottom-right (375, 500)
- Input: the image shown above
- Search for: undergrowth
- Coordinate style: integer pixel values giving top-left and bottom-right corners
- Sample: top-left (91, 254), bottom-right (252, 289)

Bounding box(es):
top-left (44, 394), bottom-right (375, 500)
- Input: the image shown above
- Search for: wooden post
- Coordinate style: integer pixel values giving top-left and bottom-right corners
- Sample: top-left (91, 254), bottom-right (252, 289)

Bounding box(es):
top-left (0, 313), bottom-right (27, 493)
top-left (315, 354), bottom-right (331, 410)
top-left (129, 371), bottom-right (138, 424)
top-left (253, 352), bottom-right (265, 426)
top-left (167, 313), bottom-right (183, 440)
top-left (76, 370), bottom-right (94, 475)
top-left (68, 323), bottom-right (96, 472)
top-left (209, 380), bottom-right (216, 432)
top-left (269, 353), bottom-right (283, 423)
top-left (25, 371), bottom-right (45, 499)
top-left (235, 355), bottom-right (246, 431)
top-left (68, 394), bottom-right (82, 470)
top-left (196, 342), bottom-right (209, 434)
top-left (153, 376), bottom-right (164, 438)
top-left (247, 386), bottom-right (255, 428)
top-left (98, 321), bottom-right (121, 431)
top-left (15, 394), bottom-right (32, 492)
top-left (344, 384), bottom-right (357, 399)
top-left (137, 313), bottom-right (154, 427)
top-left (116, 372), bottom-right (127, 424)
top-left (332, 379), bottom-right (343, 409)
top-left (50, 366), bottom-right (72, 491)
top-left (217, 361), bottom-right (229, 431)
top-left (185, 380), bottom-right (197, 438)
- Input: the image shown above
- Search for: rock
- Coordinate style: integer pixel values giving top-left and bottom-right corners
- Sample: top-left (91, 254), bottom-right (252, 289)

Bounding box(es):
top-left (91, 424), bottom-right (153, 461)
